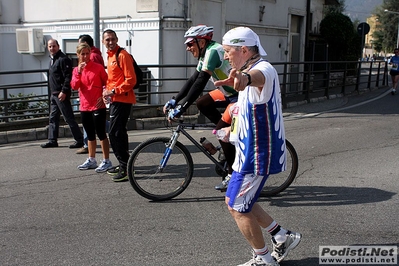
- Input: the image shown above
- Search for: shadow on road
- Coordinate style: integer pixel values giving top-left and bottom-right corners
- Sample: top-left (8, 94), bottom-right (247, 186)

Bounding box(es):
top-left (144, 186), bottom-right (395, 206)
top-left (261, 186), bottom-right (396, 207)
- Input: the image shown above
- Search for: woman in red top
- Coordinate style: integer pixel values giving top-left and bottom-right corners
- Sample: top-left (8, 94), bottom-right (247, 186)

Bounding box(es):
top-left (71, 43), bottom-right (112, 173)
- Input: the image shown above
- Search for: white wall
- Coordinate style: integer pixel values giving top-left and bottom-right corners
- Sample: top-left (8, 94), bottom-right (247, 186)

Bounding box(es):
top-left (0, 0), bottom-right (330, 104)
top-left (0, 0), bottom-right (21, 24)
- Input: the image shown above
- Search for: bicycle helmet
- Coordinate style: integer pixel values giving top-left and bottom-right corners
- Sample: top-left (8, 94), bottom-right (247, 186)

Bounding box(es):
top-left (184, 25), bottom-right (214, 44)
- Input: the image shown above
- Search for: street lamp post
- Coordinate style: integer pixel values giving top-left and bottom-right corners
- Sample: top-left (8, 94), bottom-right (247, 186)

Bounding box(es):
top-left (384, 9), bottom-right (399, 48)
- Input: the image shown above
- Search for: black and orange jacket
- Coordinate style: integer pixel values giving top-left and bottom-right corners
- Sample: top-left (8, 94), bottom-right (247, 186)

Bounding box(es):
top-left (106, 45), bottom-right (136, 104)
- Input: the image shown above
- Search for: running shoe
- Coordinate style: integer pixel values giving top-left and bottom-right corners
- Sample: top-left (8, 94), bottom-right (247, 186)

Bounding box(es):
top-left (112, 169), bottom-right (128, 182)
top-left (215, 174), bottom-right (231, 191)
top-left (271, 231), bottom-right (302, 262)
top-left (95, 160), bottom-right (113, 173)
top-left (107, 166), bottom-right (120, 176)
top-left (237, 254), bottom-right (279, 266)
top-left (78, 158), bottom-right (98, 170)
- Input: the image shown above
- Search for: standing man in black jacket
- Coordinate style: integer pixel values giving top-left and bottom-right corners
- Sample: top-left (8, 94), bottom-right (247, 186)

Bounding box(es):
top-left (41, 39), bottom-right (83, 148)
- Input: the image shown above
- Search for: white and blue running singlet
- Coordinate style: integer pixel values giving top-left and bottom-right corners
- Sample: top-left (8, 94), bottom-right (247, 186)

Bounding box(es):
top-left (232, 60), bottom-right (287, 176)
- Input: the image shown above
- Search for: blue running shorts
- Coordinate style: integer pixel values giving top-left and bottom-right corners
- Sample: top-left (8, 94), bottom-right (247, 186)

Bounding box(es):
top-left (226, 171), bottom-right (269, 213)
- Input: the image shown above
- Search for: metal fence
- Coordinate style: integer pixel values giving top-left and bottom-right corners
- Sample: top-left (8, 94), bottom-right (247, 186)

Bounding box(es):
top-left (0, 60), bottom-right (389, 127)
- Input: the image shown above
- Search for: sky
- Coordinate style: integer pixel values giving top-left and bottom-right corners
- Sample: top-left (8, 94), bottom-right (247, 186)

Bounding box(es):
top-left (344, 0), bottom-right (384, 22)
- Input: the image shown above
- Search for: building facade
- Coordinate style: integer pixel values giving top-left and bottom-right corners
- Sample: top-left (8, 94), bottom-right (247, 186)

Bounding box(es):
top-left (0, 0), bottom-right (337, 104)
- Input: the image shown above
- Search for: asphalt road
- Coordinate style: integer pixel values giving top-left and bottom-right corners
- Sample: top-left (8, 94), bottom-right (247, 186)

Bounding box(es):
top-left (1, 87), bottom-right (398, 266)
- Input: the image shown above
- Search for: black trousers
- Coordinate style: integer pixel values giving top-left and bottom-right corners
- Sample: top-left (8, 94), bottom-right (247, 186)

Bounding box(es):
top-left (108, 102), bottom-right (132, 171)
top-left (48, 94), bottom-right (83, 143)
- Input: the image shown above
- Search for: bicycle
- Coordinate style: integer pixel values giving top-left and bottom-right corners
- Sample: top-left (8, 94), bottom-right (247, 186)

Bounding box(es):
top-left (127, 118), bottom-right (298, 201)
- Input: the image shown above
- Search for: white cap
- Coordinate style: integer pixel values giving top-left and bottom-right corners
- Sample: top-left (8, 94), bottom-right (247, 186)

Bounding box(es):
top-left (222, 27), bottom-right (267, 56)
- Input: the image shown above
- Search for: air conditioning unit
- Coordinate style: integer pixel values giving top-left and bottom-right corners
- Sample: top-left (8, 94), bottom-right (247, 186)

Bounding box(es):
top-left (16, 28), bottom-right (45, 55)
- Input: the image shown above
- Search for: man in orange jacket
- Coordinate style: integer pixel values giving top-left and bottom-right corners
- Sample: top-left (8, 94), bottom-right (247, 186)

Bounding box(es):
top-left (102, 29), bottom-right (137, 182)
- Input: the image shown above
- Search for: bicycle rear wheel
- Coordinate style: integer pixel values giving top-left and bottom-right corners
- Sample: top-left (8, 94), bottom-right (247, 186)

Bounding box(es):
top-left (260, 139), bottom-right (298, 197)
top-left (127, 137), bottom-right (194, 201)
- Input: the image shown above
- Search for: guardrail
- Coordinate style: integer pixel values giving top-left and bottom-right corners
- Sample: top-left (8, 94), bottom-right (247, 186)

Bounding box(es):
top-left (0, 60), bottom-right (389, 131)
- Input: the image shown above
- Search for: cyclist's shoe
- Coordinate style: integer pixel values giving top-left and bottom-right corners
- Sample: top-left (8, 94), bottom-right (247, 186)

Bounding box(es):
top-left (237, 254), bottom-right (279, 266)
top-left (112, 169), bottom-right (128, 182)
top-left (107, 166), bottom-right (120, 176)
top-left (95, 160), bottom-right (113, 173)
top-left (215, 174), bottom-right (231, 191)
top-left (78, 158), bottom-right (98, 170)
top-left (271, 231), bottom-right (302, 262)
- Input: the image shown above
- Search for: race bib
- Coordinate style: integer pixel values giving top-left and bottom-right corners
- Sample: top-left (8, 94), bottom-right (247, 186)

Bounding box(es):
top-left (229, 105), bottom-right (239, 144)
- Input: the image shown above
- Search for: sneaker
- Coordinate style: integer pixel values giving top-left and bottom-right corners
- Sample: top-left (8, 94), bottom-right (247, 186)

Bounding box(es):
top-left (107, 166), bottom-right (120, 176)
top-left (112, 169), bottom-right (128, 182)
top-left (271, 231), bottom-right (302, 262)
top-left (95, 160), bottom-right (113, 173)
top-left (40, 142), bottom-right (58, 148)
top-left (69, 141), bottom-right (84, 149)
top-left (237, 254), bottom-right (279, 266)
top-left (215, 174), bottom-right (231, 191)
top-left (392, 88), bottom-right (396, 95)
top-left (77, 158), bottom-right (98, 170)
top-left (76, 147), bottom-right (89, 154)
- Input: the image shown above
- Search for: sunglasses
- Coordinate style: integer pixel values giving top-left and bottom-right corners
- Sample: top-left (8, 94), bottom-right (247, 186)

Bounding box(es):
top-left (186, 41), bottom-right (195, 48)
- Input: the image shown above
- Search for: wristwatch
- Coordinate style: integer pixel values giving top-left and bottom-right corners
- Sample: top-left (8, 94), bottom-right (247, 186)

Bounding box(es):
top-left (242, 72), bottom-right (252, 86)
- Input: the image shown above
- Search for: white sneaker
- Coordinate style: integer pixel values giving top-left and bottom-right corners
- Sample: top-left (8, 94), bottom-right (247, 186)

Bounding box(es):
top-left (237, 254), bottom-right (279, 266)
top-left (271, 231), bottom-right (302, 262)
top-left (78, 158), bottom-right (97, 170)
top-left (95, 160), bottom-right (113, 173)
top-left (391, 88), bottom-right (396, 95)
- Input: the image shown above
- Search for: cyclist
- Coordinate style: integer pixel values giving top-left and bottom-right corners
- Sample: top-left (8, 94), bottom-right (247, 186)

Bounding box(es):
top-left (163, 25), bottom-right (236, 189)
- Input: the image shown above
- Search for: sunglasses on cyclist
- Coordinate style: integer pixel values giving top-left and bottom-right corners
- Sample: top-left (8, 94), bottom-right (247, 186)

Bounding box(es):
top-left (186, 41), bottom-right (196, 48)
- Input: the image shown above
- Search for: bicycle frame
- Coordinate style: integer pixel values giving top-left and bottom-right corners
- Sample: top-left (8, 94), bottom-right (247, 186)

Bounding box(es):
top-left (127, 120), bottom-right (298, 201)
top-left (160, 122), bottom-right (226, 172)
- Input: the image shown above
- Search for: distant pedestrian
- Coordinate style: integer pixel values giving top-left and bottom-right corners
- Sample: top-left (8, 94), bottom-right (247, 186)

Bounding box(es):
top-left (389, 48), bottom-right (399, 95)
top-left (41, 39), bottom-right (84, 149)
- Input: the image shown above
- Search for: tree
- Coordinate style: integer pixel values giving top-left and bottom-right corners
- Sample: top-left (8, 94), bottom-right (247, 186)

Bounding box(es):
top-left (320, 12), bottom-right (361, 61)
top-left (324, 0), bottom-right (346, 15)
top-left (372, 0), bottom-right (399, 53)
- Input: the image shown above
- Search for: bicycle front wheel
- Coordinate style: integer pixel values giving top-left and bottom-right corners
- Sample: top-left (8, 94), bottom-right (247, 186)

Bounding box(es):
top-left (127, 137), bottom-right (194, 201)
top-left (260, 139), bottom-right (298, 197)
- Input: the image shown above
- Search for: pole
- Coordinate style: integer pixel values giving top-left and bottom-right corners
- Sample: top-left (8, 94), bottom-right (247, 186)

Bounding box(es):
top-left (93, 0), bottom-right (100, 48)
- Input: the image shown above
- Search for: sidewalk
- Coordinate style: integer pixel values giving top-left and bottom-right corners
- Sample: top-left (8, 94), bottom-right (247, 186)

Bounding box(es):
top-left (0, 86), bottom-right (391, 145)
